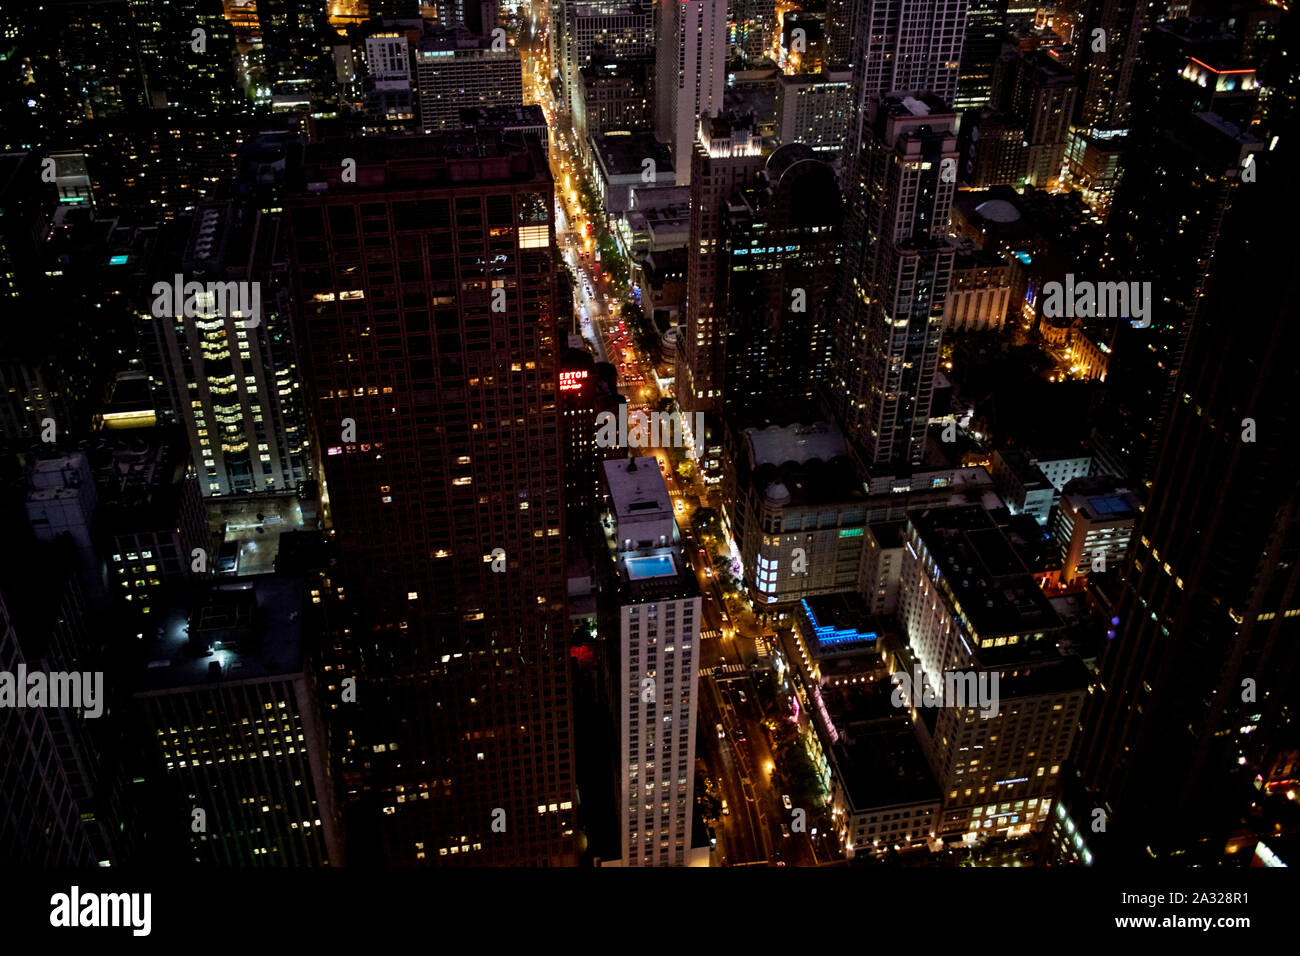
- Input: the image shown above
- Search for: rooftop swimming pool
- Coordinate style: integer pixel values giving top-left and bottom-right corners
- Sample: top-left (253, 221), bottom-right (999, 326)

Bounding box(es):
top-left (626, 554), bottom-right (675, 580)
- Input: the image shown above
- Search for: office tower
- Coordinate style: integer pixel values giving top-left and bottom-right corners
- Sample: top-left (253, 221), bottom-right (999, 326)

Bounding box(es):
top-left (956, 0), bottom-right (1008, 109)
top-left (131, 0), bottom-right (241, 113)
top-left (0, 580), bottom-right (98, 865)
top-left (465, 0), bottom-right (502, 37)
top-left (574, 55), bottom-right (653, 143)
top-left (899, 506), bottom-right (1088, 838)
top-left (601, 457), bottom-right (701, 866)
top-left (1074, 137), bottom-right (1300, 862)
top-left (141, 203), bottom-right (309, 497)
top-left (1052, 476), bottom-right (1139, 586)
top-left (415, 27), bottom-right (524, 132)
top-left (727, 422), bottom-right (870, 606)
top-left (460, 106), bottom-right (550, 158)
top-left (833, 96), bottom-right (958, 471)
top-left (680, 114), bottom-right (764, 418)
top-left (787, 14), bottom-right (833, 74)
top-left (361, 30), bottom-right (419, 131)
top-left (730, 0), bottom-right (776, 59)
top-left (285, 131), bottom-right (576, 866)
top-left (845, 0), bottom-right (967, 119)
top-left (560, 348), bottom-right (600, 539)
top-left (1091, 112), bottom-right (1261, 484)
top-left (1010, 51), bottom-right (1077, 188)
top-left (957, 108), bottom-right (1027, 186)
top-left (774, 69), bottom-right (854, 154)
top-left (1073, 0), bottom-right (1145, 131)
top-left (655, 0), bottom-right (728, 184)
top-left (88, 430), bottom-right (210, 633)
top-left (0, 522), bottom-right (143, 866)
top-left (555, 0), bottom-right (655, 120)
top-left (826, 0), bottom-right (853, 63)
top-left (721, 145), bottom-right (844, 415)
top-left (132, 577), bottom-right (343, 865)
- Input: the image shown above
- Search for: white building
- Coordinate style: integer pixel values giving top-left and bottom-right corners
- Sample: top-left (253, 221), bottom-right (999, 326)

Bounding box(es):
top-left (775, 69), bottom-right (853, 153)
top-left (603, 457), bottom-right (704, 866)
top-left (655, 0), bottom-right (728, 185)
top-left (1053, 477), bottom-right (1141, 584)
top-left (415, 30), bottom-right (522, 132)
top-left (898, 506), bottom-right (1087, 839)
top-left (143, 204), bottom-right (309, 497)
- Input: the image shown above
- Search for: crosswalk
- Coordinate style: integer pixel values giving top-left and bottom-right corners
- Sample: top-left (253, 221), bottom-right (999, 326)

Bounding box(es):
top-left (700, 629), bottom-right (723, 641)
top-left (700, 663), bottom-right (747, 678)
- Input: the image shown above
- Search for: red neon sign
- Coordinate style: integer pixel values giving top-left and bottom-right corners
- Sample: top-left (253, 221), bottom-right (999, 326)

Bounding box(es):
top-left (559, 369), bottom-right (588, 391)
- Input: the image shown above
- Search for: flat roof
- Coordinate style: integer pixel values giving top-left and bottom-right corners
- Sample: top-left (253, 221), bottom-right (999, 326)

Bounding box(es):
top-left (604, 457), bottom-right (672, 523)
top-left (134, 576), bottom-right (306, 695)
top-left (908, 505), bottom-right (1064, 641)
top-left (591, 133), bottom-right (674, 178)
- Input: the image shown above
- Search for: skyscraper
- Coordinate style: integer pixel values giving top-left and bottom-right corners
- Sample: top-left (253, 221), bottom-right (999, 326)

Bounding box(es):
top-left (285, 131), bottom-right (577, 866)
top-left (1075, 133), bottom-right (1300, 862)
top-left (601, 457), bottom-right (702, 866)
top-left (835, 0), bottom-right (967, 472)
top-left (132, 576), bottom-right (343, 865)
top-left (142, 202), bottom-right (311, 497)
top-left (680, 113), bottom-right (764, 418)
top-left (833, 95), bottom-right (959, 471)
top-left (955, 0), bottom-right (1008, 109)
top-left (554, 0), bottom-right (654, 121)
top-left (721, 145), bottom-right (844, 416)
top-left (655, 0), bottom-right (728, 185)
top-left (1074, 0), bottom-right (1145, 132)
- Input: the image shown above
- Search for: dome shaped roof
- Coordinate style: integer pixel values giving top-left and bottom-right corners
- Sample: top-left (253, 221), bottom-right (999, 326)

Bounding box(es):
top-left (975, 199), bottom-right (1021, 223)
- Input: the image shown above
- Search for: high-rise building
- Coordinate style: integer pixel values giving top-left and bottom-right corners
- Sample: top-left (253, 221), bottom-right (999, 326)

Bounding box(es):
top-left (1052, 475), bottom-right (1140, 585)
top-left (899, 505), bottom-right (1088, 838)
top-left (655, 0), bottom-right (728, 185)
top-left (730, 0), bottom-right (777, 59)
top-left (1092, 112), bottom-right (1261, 485)
top-left (132, 576), bottom-right (343, 865)
top-left (415, 27), bottom-right (523, 131)
top-left (680, 114), bottom-right (764, 418)
top-left (0, 580), bottom-right (99, 866)
top-left (721, 144), bottom-right (844, 415)
top-left (574, 54), bottom-right (653, 143)
top-left (285, 131), bottom-right (576, 866)
top-left (1073, 0), bottom-right (1145, 132)
top-left (554, 0), bottom-right (655, 120)
top-left (600, 457), bottom-right (702, 866)
top-left (1010, 51), bottom-right (1077, 188)
top-left (956, 0), bottom-right (1008, 109)
top-left (1074, 137), bottom-right (1300, 862)
top-left (844, 0), bottom-right (967, 120)
top-left (774, 69), bottom-right (854, 154)
top-left (142, 202), bottom-right (310, 497)
top-left (833, 95), bottom-right (958, 471)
